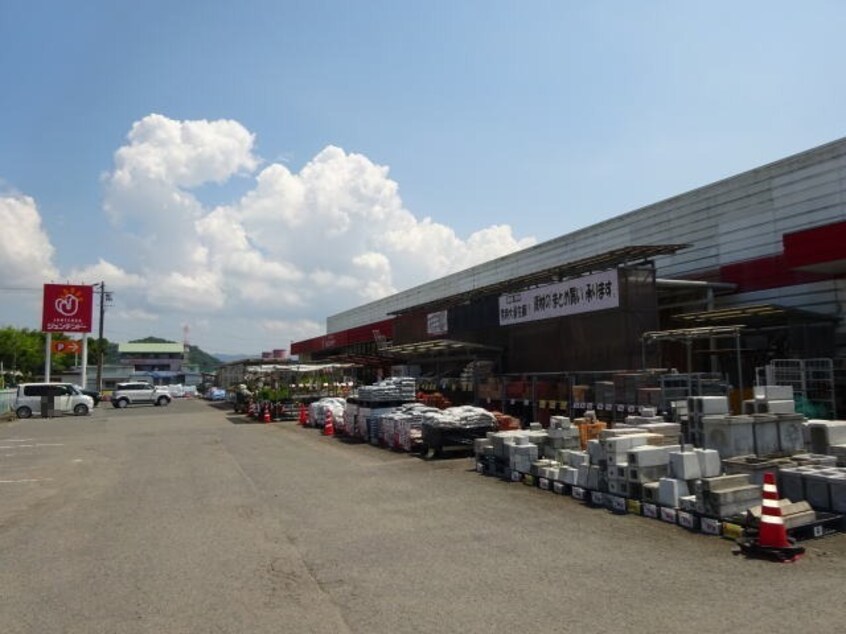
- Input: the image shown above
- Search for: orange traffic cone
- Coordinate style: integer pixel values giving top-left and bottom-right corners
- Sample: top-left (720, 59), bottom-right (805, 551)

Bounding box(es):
top-left (263, 405), bottom-right (271, 424)
top-left (323, 410), bottom-right (335, 436)
top-left (735, 471), bottom-right (804, 562)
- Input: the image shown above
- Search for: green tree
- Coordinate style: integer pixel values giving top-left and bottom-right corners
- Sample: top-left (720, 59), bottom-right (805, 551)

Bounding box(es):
top-left (0, 327), bottom-right (45, 381)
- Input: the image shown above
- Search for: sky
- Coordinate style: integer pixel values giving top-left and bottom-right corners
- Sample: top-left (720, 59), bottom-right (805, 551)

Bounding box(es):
top-left (2, 1), bottom-right (845, 357)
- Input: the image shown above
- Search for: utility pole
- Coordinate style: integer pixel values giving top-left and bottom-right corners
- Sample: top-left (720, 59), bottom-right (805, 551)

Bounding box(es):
top-left (96, 281), bottom-right (105, 392)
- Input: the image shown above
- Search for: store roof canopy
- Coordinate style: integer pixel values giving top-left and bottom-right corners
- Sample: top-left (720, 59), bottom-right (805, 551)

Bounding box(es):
top-left (383, 339), bottom-right (501, 358)
top-left (390, 244), bottom-right (688, 316)
top-left (642, 325), bottom-right (745, 343)
top-left (672, 303), bottom-right (837, 328)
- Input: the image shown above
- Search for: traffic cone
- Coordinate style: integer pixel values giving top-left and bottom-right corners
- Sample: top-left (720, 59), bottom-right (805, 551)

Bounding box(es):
top-left (734, 471), bottom-right (804, 562)
top-left (323, 410), bottom-right (335, 436)
top-left (758, 471), bottom-right (790, 548)
top-left (262, 403), bottom-right (271, 424)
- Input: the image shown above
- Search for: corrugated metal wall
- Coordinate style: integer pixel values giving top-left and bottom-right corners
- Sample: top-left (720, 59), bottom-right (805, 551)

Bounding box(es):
top-left (328, 137), bottom-right (846, 349)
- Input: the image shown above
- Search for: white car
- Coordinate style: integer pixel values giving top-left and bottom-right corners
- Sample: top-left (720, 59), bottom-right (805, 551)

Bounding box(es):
top-left (110, 382), bottom-right (172, 408)
top-left (15, 383), bottom-right (94, 418)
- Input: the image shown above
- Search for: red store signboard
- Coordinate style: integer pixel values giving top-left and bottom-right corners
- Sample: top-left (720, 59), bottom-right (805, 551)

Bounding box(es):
top-left (42, 284), bottom-right (94, 333)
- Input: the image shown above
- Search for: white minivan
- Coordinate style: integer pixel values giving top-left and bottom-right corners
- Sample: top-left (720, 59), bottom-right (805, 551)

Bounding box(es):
top-left (15, 383), bottom-right (95, 419)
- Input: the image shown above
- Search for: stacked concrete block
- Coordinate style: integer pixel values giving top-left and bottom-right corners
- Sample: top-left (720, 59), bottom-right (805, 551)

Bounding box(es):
top-left (532, 459), bottom-right (558, 479)
top-left (558, 449), bottom-right (590, 468)
top-left (747, 385), bottom-right (795, 416)
top-left (805, 420), bottom-right (846, 455)
top-left (474, 437), bottom-right (493, 460)
top-left (601, 433), bottom-right (654, 468)
top-left (694, 474), bottom-right (762, 518)
top-left (491, 430), bottom-right (524, 460)
top-left (804, 469), bottom-right (840, 511)
top-left (701, 415), bottom-right (755, 458)
top-left (627, 444), bottom-right (682, 469)
top-left (642, 481), bottom-right (660, 503)
top-left (586, 439), bottom-right (605, 466)
top-left (829, 473), bottom-right (846, 513)
top-left (754, 385), bottom-right (794, 401)
top-left (606, 460), bottom-right (629, 497)
top-left (695, 448), bottom-right (722, 478)
top-left (576, 464), bottom-right (602, 490)
top-left (669, 451), bottom-right (701, 480)
top-left (749, 414), bottom-right (780, 456)
top-left (775, 414), bottom-right (807, 455)
top-left (509, 439), bottom-right (539, 474)
top-left (637, 422), bottom-right (682, 446)
top-left (778, 466), bottom-right (814, 503)
top-left (679, 495), bottom-right (697, 512)
top-left (558, 466), bottom-right (579, 486)
top-left (658, 477), bottom-right (690, 508)
top-left (778, 464), bottom-right (846, 512)
top-left (688, 396), bottom-right (730, 447)
top-left (546, 417), bottom-right (581, 454)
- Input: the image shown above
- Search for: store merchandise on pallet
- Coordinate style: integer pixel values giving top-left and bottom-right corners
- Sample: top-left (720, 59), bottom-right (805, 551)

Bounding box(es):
top-left (356, 377), bottom-right (417, 402)
top-left (473, 397), bottom-right (846, 540)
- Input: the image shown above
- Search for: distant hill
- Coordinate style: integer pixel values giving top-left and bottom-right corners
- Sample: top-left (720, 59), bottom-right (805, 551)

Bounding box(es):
top-left (212, 353), bottom-right (253, 363)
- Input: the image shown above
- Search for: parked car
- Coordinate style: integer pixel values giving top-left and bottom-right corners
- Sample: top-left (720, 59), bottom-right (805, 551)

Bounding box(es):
top-left (15, 383), bottom-right (95, 418)
top-left (110, 382), bottom-right (172, 408)
top-left (74, 385), bottom-right (101, 407)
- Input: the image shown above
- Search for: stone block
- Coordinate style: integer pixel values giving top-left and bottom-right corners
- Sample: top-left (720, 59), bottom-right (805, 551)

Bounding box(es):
top-left (642, 481), bottom-right (660, 503)
top-left (577, 464), bottom-right (590, 488)
top-left (804, 469), bottom-right (839, 511)
top-left (587, 439), bottom-right (605, 464)
top-left (669, 451), bottom-right (701, 480)
top-left (627, 444), bottom-right (681, 467)
top-left (658, 477), bottom-right (689, 508)
top-left (753, 385), bottom-right (794, 401)
top-left (608, 479), bottom-right (629, 496)
top-left (695, 473), bottom-right (752, 493)
top-left (691, 396), bottom-right (730, 415)
top-left (828, 472), bottom-right (846, 513)
top-left (628, 464), bottom-right (669, 483)
top-left (587, 465), bottom-right (601, 490)
top-left (766, 400), bottom-right (796, 415)
top-left (774, 415), bottom-right (806, 455)
top-left (679, 494), bottom-right (697, 512)
top-left (694, 448), bottom-right (721, 478)
top-left (806, 420), bottom-right (846, 454)
top-left (702, 416), bottom-right (755, 458)
top-left (778, 466), bottom-right (811, 502)
top-left (560, 466), bottom-right (579, 486)
top-left (751, 414), bottom-right (780, 457)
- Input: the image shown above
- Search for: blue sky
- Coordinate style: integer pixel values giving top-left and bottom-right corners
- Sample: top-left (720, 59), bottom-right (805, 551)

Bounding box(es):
top-left (2, 1), bottom-right (845, 355)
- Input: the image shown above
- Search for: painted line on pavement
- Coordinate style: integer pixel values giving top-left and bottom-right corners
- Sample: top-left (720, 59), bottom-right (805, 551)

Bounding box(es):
top-left (0, 478), bottom-right (54, 484)
top-left (0, 443), bottom-right (65, 449)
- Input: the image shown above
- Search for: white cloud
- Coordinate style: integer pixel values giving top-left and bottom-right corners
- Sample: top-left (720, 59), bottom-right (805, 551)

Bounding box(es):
top-left (0, 193), bottom-right (59, 285)
top-left (4, 114), bottom-right (535, 353)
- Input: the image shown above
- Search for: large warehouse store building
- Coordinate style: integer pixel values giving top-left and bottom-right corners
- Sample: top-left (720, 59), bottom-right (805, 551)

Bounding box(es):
top-left (292, 138), bottom-right (846, 418)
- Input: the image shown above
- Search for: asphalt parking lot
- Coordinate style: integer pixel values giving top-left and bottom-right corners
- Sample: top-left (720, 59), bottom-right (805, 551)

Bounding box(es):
top-left (2, 399), bottom-right (845, 634)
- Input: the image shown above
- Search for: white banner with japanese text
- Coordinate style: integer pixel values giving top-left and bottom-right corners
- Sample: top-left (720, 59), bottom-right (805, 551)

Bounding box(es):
top-left (498, 269), bottom-right (620, 325)
top-left (427, 310), bottom-right (448, 336)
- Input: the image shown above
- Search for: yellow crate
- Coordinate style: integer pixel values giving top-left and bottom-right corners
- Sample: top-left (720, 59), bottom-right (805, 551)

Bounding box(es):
top-left (721, 522), bottom-right (744, 541)
top-left (627, 499), bottom-right (642, 515)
